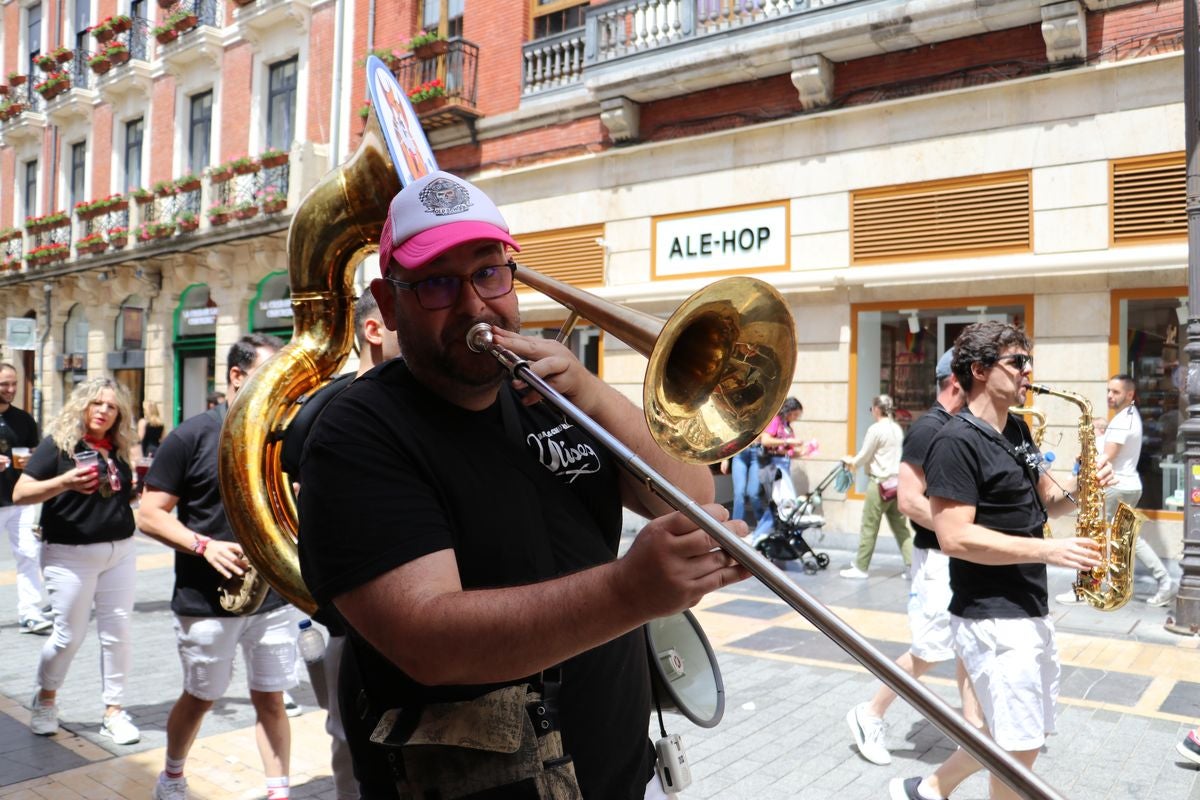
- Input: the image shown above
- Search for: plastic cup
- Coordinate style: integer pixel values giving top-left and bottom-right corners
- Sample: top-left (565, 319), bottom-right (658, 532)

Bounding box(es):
top-left (73, 450), bottom-right (99, 471)
top-left (11, 447), bottom-right (29, 470)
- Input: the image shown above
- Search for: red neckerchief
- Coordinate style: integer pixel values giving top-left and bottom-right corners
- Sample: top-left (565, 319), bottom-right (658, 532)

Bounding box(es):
top-left (83, 435), bottom-right (113, 453)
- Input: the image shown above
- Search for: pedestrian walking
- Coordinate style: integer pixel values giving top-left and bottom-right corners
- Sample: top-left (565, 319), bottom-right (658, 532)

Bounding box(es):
top-left (137, 334), bottom-right (301, 800)
top-left (11, 377), bottom-right (139, 744)
top-left (893, 321), bottom-right (1112, 800)
top-left (751, 397), bottom-right (811, 545)
top-left (0, 362), bottom-right (50, 634)
top-left (847, 350), bottom-right (982, 767)
top-left (841, 394), bottom-right (912, 579)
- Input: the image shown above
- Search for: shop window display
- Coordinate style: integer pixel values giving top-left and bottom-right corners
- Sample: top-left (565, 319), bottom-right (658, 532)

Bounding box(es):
top-left (1117, 294), bottom-right (1189, 513)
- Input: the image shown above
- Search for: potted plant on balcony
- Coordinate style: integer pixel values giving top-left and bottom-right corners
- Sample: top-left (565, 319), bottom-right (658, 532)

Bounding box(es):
top-left (88, 52), bottom-right (113, 75)
top-left (207, 163), bottom-right (233, 184)
top-left (152, 178), bottom-right (177, 197)
top-left (153, 22), bottom-right (180, 44)
top-left (108, 226), bottom-right (129, 248)
top-left (52, 46), bottom-right (74, 64)
top-left (176, 210), bottom-right (200, 232)
top-left (90, 19), bottom-right (115, 43)
top-left (409, 78), bottom-right (447, 114)
top-left (362, 48), bottom-right (404, 72)
top-left (34, 53), bottom-right (58, 73)
top-left (232, 201), bottom-right (259, 221)
top-left (175, 172), bottom-right (202, 193)
top-left (129, 187), bottom-right (155, 205)
top-left (0, 85), bottom-right (7, 97)
top-left (0, 227), bottom-right (19, 242)
top-left (230, 155), bottom-right (260, 175)
top-left (107, 43), bottom-right (131, 66)
top-left (7, 71), bottom-right (26, 87)
top-left (34, 72), bottom-right (70, 100)
top-left (259, 147), bottom-right (288, 168)
top-left (207, 203), bottom-right (230, 225)
top-left (111, 14), bottom-right (133, 32)
top-left (74, 198), bottom-right (99, 220)
top-left (258, 186), bottom-right (287, 214)
top-left (77, 231), bottom-right (108, 255)
top-left (173, 9), bottom-right (199, 31)
top-left (137, 220), bottom-right (176, 242)
top-left (408, 31), bottom-right (448, 60)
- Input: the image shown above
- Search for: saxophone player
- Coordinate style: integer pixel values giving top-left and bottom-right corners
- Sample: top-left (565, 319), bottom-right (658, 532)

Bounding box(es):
top-left (890, 321), bottom-right (1114, 800)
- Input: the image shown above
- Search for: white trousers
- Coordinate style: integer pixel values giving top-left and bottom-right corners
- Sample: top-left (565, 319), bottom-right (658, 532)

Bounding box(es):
top-left (0, 504), bottom-right (45, 620)
top-left (39, 537), bottom-right (137, 707)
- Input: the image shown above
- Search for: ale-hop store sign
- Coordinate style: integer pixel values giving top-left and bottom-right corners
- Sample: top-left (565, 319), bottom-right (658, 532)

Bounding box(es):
top-left (653, 201), bottom-right (789, 279)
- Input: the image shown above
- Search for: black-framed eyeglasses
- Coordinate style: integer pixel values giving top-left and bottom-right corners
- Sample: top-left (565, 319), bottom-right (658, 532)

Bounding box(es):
top-left (384, 260), bottom-right (517, 311)
top-left (994, 353), bottom-right (1033, 372)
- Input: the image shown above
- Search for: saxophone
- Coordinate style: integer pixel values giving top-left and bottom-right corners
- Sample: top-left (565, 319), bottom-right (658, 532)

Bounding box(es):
top-left (1031, 384), bottom-right (1145, 611)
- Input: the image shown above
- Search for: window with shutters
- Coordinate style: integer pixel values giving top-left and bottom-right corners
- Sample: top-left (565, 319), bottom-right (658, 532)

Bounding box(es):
top-left (513, 223), bottom-right (605, 288)
top-left (850, 171), bottom-right (1032, 264)
top-left (1111, 153), bottom-right (1186, 246)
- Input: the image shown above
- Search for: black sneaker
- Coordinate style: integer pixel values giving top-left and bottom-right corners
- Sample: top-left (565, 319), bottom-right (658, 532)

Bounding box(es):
top-left (1177, 731), bottom-right (1200, 765)
top-left (889, 777), bottom-right (941, 800)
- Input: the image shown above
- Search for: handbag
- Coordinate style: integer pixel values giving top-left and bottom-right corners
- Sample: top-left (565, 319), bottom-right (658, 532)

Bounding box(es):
top-left (878, 476), bottom-right (899, 502)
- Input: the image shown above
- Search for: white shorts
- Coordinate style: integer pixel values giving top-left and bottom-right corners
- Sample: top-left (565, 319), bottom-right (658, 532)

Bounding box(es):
top-left (952, 615), bottom-right (1058, 751)
top-left (907, 547), bottom-right (954, 663)
top-left (174, 605), bottom-right (301, 702)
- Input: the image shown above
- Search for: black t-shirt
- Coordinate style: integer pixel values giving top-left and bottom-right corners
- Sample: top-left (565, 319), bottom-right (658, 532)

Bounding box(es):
top-left (298, 360), bottom-right (653, 800)
top-left (901, 402), bottom-right (952, 551)
top-left (924, 409), bottom-right (1049, 619)
top-left (23, 438), bottom-right (134, 545)
top-left (145, 406), bottom-right (286, 617)
top-left (141, 423), bottom-right (164, 456)
top-left (0, 406), bottom-right (39, 507)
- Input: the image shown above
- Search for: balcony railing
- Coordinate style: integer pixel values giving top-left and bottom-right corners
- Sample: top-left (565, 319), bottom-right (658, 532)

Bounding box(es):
top-left (392, 39), bottom-right (480, 112)
top-left (521, 0), bottom-right (844, 94)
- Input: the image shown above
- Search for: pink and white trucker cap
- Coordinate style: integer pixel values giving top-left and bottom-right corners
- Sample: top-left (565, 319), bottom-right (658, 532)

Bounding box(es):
top-left (380, 170), bottom-right (519, 274)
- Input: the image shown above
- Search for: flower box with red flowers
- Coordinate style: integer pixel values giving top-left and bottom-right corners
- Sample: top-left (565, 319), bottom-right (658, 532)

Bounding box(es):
top-left (91, 21), bottom-right (116, 43)
top-left (207, 204), bottom-right (230, 225)
top-left (154, 26), bottom-right (180, 44)
top-left (232, 203), bottom-right (259, 221)
top-left (34, 54), bottom-right (57, 73)
top-left (107, 44), bottom-right (130, 65)
top-left (0, 227), bottom-right (21, 243)
top-left (173, 11), bottom-right (199, 31)
top-left (88, 53), bottom-right (112, 75)
top-left (176, 211), bottom-right (200, 232)
top-left (111, 14), bottom-right (133, 32)
top-left (52, 46), bottom-right (74, 64)
top-left (152, 179), bottom-right (178, 198)
top-left (7, 72), bottom-right (26, 87)
top-left (229, 156), bottom-right (260, 175)
top-left (174, 173), bottom-right (202, 193)
top-left (33, 73), bottom-right (70, 100)
top-left (129, 188), bottom-right (155, 205)
top-left (108, 227), bottom-right (129, 248)
top-left (408, 32), bottom-right (448, 60)
top-left (137, 221), bottom-right (176, 242)
top-left (207, 165), bottom-right (233, 184)
top-left (77, 233), bottom-right (109, 255)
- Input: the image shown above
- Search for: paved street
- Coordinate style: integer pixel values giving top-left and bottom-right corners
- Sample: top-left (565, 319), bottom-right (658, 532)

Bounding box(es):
top-left (0, 525), bottom-right (1196, 799)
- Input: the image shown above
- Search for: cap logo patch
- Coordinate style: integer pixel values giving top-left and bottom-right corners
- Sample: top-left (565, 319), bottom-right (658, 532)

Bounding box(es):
top-left (419, 177), bottom-right (472, 217)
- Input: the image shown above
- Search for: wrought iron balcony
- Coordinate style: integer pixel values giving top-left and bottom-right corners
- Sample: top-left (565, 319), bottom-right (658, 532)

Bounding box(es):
top-left (391, 39), bottom-right (481, 140)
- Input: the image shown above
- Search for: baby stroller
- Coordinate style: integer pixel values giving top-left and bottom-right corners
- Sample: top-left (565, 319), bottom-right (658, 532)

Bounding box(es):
top-left (754, 463), bottom-right (852, 573)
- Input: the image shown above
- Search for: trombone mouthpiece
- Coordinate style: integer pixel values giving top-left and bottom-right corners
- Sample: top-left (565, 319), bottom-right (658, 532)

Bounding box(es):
top-left (466, 323), bottom-right (494, 353)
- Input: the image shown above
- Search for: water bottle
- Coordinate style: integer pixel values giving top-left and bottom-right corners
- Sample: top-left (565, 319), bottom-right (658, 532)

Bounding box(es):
top-left (297, 619), bottom-right (330, 709)
top-left (298, 619), bottom-right (326, 662)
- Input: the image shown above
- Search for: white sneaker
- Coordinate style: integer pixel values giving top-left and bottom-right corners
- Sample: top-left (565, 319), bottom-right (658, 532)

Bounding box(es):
top-left (99, 709), bottom-right (140, 745)
top-left (154, 774), bottom-right (189, 800)
top-left (283, 691), bottom-right (302, 718)
top-left (846, 702), bottom-right (891, 765)
top-left (840, 566), bottom-right (869, 580)
top-left (29, 693), bottom-right (57, 736)
top-left (1147, 584), bottom-right (1177, 607)
top-left (1055, 590), bottom-right (1083, 605)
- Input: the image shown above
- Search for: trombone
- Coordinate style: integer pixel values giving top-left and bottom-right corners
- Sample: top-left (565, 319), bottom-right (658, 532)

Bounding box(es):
top-left (473, 265), bottom-right (1067, 800)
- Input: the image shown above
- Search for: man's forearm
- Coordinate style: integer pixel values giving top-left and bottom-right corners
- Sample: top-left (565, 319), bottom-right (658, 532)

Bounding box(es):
top-left (938, 523), bottom-right (1050, 566)
top-left (136, 507), bottom-right (200, 553)
top-left (339, 559), bottom-right (643, 686)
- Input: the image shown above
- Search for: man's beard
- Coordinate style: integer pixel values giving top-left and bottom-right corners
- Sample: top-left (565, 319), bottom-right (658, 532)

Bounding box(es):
top-left (402, 311), bottom-right (521, 390)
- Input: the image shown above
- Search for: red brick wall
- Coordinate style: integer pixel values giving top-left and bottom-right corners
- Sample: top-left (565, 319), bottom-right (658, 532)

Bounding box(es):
top-left (307, 3), bottom-right (335, 142)
top-left (149, 76), bottom-right (176, 186)
top-left (1087, 0), bottom-right (1183, 57)
top-left (221, 43), bottom-right (253, 160)
top-left (92, 105), bottom-right (113, 198)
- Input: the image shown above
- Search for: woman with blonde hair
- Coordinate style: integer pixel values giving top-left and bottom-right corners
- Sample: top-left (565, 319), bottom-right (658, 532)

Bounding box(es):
top-left (138, 400), bottom-right (164, 458)
top-left (12, 378), bottom-right (140, 744)
top-left (840, 394), bottom-right (912, 579)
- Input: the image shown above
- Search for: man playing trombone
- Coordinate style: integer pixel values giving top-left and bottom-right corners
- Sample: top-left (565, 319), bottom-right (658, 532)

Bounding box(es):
top-left (892, 321), bottom-right (1110, 800)
top-left (297, 170), bottom-right (749, 799)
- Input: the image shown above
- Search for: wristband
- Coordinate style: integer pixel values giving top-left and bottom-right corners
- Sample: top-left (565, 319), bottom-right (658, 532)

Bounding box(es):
top-left (192, 535), bottom-right (211, 556)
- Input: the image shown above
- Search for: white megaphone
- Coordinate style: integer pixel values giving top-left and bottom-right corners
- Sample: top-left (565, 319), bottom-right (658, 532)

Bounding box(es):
top-left (644, 610), bottom-right (725, 728)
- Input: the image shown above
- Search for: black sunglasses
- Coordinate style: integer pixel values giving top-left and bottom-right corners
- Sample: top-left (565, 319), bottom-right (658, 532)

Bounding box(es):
top-left (384, 260), bottom-right (517, 311)
top-left (993, 354), bottom-right (1033, 372)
